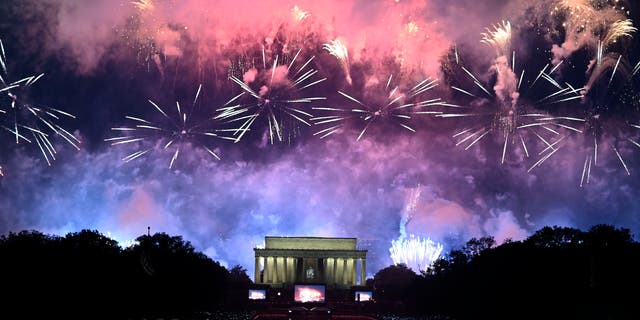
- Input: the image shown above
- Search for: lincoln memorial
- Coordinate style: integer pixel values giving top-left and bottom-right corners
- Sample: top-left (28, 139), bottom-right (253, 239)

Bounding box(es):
top-left (254, 236), bottom-right (367, 289)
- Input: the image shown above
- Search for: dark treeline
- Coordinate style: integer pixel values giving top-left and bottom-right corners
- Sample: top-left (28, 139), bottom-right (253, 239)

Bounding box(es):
top-left (2, 225), bottom-right (640, 319)
top-left (0, 230), bottom-right (251, 319)
top-left (372, 224), bottom-right (640, 320)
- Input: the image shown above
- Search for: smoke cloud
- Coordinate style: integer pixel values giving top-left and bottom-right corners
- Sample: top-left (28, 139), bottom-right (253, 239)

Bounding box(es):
top-left (0, 0), bottom-right (639, 277)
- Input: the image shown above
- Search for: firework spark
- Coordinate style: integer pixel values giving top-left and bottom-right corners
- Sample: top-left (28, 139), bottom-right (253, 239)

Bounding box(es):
top-left (549, 0), bottom-right (630, 66)
top-left (535, 108), bottom-right (640, 186)
top-left (0, 39), bottom-right (80, 166)
top-left (323, 39), bottom-right (352, 85)
top-left (119, 0), bottom-right (184, 73)
top-left (390, 235), bottom-right (444, 273)
top-left (532, 16), bottom-right (639, 184)
top-left (216, 47), bottom-right (327, 144)
top-left (550, 0), bottom-right (628, 31)
top-left (532, 56), bottom-right (639, 184)
top-left (312, 75), bottom-right (448, 140)
top-left (388, 186), bottom-right (443, 273)
top-left (291, 5), bottom-right (309, 22)
top-left (603, 19), bottom-right (637, 47)
top-left (131, 0), bottom-right (154, 11)
top-left (481, 20), bottom-right (512, 56)
top-left (442, 43), bottom-right (576, 165)
top-left (106, 85), bottom-right (234, 169)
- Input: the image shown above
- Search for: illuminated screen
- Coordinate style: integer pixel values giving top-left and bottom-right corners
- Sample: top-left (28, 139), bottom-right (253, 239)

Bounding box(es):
top-left (248, 289), bottom-right (267, 300)
top-left (354, 291), bottom-right (373, 301)
top-left (294, 285), bottom-right (326, 303)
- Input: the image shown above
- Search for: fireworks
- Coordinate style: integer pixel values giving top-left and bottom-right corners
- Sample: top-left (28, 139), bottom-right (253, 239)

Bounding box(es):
top-left (120, 0), bottom-right (185, 73)
top-left (549, 0), bottom-right (630, 68)
top-left (312, 75), bottom-right (447, 140)
top-left (441, 43), bottom-right (577, 165)
top-left (0, 39), bottom-right (80, 166)
top-left (531, 63), bottom-right (639, 185)
top-left (534, 105), bottom-right (640, 186)
top-left (106, 85), bottom-right (234, 169)
top-left (550, 0), bottom-right (628, 31)
top-left (551, 0), bottom-right (595, 29)
top-left (217, 47), bottom-right (327, 144)
top-left (481, 20), bottom-right (512, 56)
top-left (405, 21), bottom-right (420, 34)
top-left (390, 235), bottom-right (444, 273)
top-left (291, 5), bottom-right (309, 22)
top-left (603, 19), bottom-right (637, 47)
top-left (131, 0), bottom-right (154, 11)
top-left (323, 39), bottom-right (352, 85)
top-left (529, 16), bottom-right (640, 184)
top-left (388, 186), bottom-right (443, 273)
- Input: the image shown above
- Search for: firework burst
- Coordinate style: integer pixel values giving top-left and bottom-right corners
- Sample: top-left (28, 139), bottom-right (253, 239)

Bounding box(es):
top-left (441, 28), bottom-right (580, 165)
top-left (536, 110), bottom-right (640, 187)
top-left (531, 17), bottom-right (639, 185)
top-left (323, 39), bottom-right (352, 85)
top-left (312, 74), bottom-right (448, 141)
top-left (131, 0), bottom-right (154, 11)
top-left (602, 19), bottom-right (637, 47)
top-left (390, 235), bottom-right (444, 273)
top-left (119, 0), bottom-right (187, 73)
top-left (534, 73), bottom-right (640, 186)
top-left (0, 39), bottom-right (79, 167)
top-left (106, 85), bottom-right (235, 169)
top-left (550, 0), bottom-right (629, 32)
top-left (216, 47), bottom-right (327, 144)
top-left (481, 20), bottom-right (512, 56)
top-left (389, 186), bottom-right (443, 273)
top-left (291, 5), bottom-right (310, 22)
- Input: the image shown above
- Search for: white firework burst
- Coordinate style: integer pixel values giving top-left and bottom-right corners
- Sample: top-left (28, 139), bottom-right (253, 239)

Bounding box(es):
top-left (217, 47), bottom-right (327, 144)
top-left (0, 38), bottom-right (80, 167)
top-left (107, 84), bottom-right (235, 169)
top-left (312, 74), bottom-right (450, 140)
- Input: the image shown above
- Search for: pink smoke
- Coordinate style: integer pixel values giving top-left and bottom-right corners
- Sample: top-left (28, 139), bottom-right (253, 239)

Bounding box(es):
top-left (42, 0), bottom-right (456, 78)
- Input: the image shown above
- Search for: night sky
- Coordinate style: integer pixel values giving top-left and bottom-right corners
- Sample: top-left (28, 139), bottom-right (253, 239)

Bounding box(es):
top-left (1, 0), bottom-right (640, 276)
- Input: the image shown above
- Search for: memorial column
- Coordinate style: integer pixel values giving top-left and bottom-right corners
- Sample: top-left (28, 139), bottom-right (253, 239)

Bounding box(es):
top-left (254, 256), bottom-right (261, 283)
top-left (360, 258), bottom-right (367, 285)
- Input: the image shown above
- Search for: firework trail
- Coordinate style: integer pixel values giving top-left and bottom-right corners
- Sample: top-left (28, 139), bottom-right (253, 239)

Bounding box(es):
top-left (323, 39), bottom-right (352, 85)
top-left (312, 74), bottom-right (449, 140)
top-left (389, 186), bottom-right (444, 273)
top-left (106, 85), bottom-right (235, 169)
top-left (216, 47), bottom-right (327, 144)
top-left (0, 39), bottom-right (80, 167)
top-left (440, 23), bottom-right (580, 165)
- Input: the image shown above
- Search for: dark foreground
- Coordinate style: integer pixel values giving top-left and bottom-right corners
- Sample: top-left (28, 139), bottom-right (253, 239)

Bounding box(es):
top-left (2, 225), bottom-right (640, 319)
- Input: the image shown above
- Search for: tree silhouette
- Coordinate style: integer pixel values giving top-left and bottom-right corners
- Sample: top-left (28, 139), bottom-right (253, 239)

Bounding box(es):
top-left (0, 229), bottom-right (234, 318)
top-left (373, 263), bottom-right (418, 304)
top-left (1, 224), bottom-right (638, 319)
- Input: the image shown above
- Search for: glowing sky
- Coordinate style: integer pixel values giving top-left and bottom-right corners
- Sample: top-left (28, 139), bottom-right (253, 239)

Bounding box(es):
top-left (1, 0), bottom-right (639, 275)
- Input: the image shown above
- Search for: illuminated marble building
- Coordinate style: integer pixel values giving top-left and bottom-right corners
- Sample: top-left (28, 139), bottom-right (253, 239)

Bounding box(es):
top-left (254, 237), bottom-right (367, 289)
